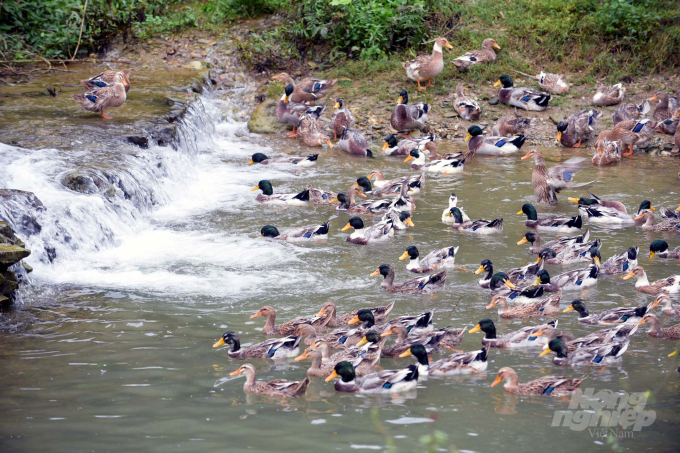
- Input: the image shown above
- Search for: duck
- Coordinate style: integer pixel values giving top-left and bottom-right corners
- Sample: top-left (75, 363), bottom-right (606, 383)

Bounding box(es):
top-left (403, 37), bottom-right (453, 90)
top-left (426, 345), bottom-right (489, 377)
top-left (390, 90), bottom-right (429, 135)
top-left (475, 259), bottom-right (495, 288)
top-left (539, 338), bottom-right (629, 366)
top-left (330, 98), bottom-right (355, 140)
top-left (634, 209), bottom-right (680, 232)
top-left (381, 133), bottom-right (436, 157)
top-left (517, 230), bottom-right (591, 255)
top-left (649, 92), bottom-right (675, 121)
top-left (529, 270), bottom-right (565, 293)
top-left (656, 294), bottom-right (680, 317)
top-left (381, 311), bottom-right (435, 337)
top-left (536, 71), bottom-right (569, 94)
top-left (250, 305), bottom-right (323, 336)
top-left (260, 222), bottom-right (329, 242)
top-left (535, 237), bottom-right (601, 266)
top-left (656, 115), bottom-right (679, 135)
top-left (274, 85), bottom-right (311, 136)
top-left (491, 114), bottom-right (531, 136)
top-left (612, 100), bottom-right (650, 125)
top-left (399, 245), bottom-right (459, 273)
top-left (650, 240), bottom-right (680, 258)
top-left (562, 299), bottom-right (651, 325)
top-left (249, 152), bottom-right (318, 167)
top-left (298, 109), bottom-right (333, 147)
top-left (381, 327), bottom-right (463, 359)
top-left (569, 192), bottom-right (628, 213)
top-left (365, 172), bottom-right (425, 196)
top-left (556, 109), bottom-right (601, 148)
top-left (598, 122), bottom-right (641, 157)
top-left (485, 293), bottom-right (562, 319)
top-left (616, 118), bottom-right (657, 145)
top-left (306, 185), bottom-right (337, 205)
top-left (476, 259), bottom-right (544, 288)
top-left (521, 149), bottom-right (556, 205)
top-left (338, 126), bottom-right (373, 157)
top-left (660, 206), bottom-right (680, 220)
top-left (518, 204), bottom-right (582, 233)
top-left (489, 272), bottom-right (548, 301)
top-left (564, 324), bottom-right (639, 352)
top-left (598, 246), bottom-right (638, 275)
top-left (639, 314), bottom-right (680, 340)
top-left (592, 139), bottom-right (622, 166)
top-left (72, 71), bottom-right (127, 119)
top-left (345, 184), bottom-right (415, 214)
top-left (468, 318), bottom-right (555, 348)
top-left (465, 125), bottom-right (526, 156)
top-left (295, 337), bottom-right (382, 377)
top-left (380, 208), bottom-right (415, 231)
top-left (213, 331), bottom-right (302, 359)
top-left (251, 180), bottom-right (309, 206)
top-left (441, 194), bottom-right (470, 224)
top-left (544, 262), bottom-right (599, 291)
top-left (452, 38), bottom-right (501, 70)
top-left (404, 149), bottom-right (468, 174)
top-left (453, 84), bottom-right (482, 120)
top-left (623, 265), bottom-right (680, 294)
top-left (573, 202), bottom-right (636, 224)
top-left (593, 83), bottom-right (625, 106)
top-left (325, 361), bottom-right (420, 394)
top-left (322, 310), bottom-right (379, 348)
top-left (331, 187), bottom-right (367, 212)
top-left (81, 69), bottom-right (131, 92)
top-left (491, 366), bottom-right (586, 396)
top-left (447, 207), bottom-right (503, 235)
top-left (370, 264), bottom-right (446, 294)
top-left (314, 301), bottom-right (395, 328)
top-left (341, 216), bottom-right (394, 245)
top-left (230, 364), bottom-right (310, 397)
top-left (494, 74), bottom-right (551, 111)
top-left (272, 72), bottom-right (337, 104)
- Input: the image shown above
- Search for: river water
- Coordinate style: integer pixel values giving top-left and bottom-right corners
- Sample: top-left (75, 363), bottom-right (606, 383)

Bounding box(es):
top-left (0, 70), bottom-right (678, 453)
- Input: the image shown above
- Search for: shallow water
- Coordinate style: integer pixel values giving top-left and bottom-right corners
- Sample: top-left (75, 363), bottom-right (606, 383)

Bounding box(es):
top-left (1, 79), bottom-right (679, 452)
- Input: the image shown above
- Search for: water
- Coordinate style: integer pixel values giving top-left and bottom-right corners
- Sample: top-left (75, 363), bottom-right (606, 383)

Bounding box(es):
top-left (1, 72), bottom-right (679, 452)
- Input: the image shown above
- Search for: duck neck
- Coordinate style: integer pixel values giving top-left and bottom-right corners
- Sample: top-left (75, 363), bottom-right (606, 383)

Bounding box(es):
top-left (228, 338), bottom-right (241, 352)
top-left (396, 329), bottom-right (409, 343)
top-left (484, 266), bottom-right (493, 281)
top-left (643, 215), bottom-right (655, 228)
top-left (373, 172), bottom-right (385, 182)
top-left (263, 313), bottom-right (276, 333)
top-left (308, 354), bottom-right (323, 373)
top-left (635, 272), bottom-right (650, 287)
top-left (503, 371), bottom-right (519, 391)
top-left (406, 256), bottom-right (420, 270)
top-left (468, 135), bottom-right (483, 152)
top-left (645, 317), bottom-right (661, 335)
top-left (319, 343), bottom-right (332, 360)
top-left (483, 325), bottom-right (497, 339)
top-left (242, 371), bottom-right (257, 390)
top-left (381, 268), bottom-right (396, 287)
top-left (432, 42), bottom-right (444, 58)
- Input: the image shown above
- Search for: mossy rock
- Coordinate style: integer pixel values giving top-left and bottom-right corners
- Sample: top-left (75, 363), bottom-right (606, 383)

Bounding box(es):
top-left (247, 99), bottom-right (289, 134)
top-left (0, 244), bottom-right (30, 268)
top-left (62, 172), bottom-right (102, 194)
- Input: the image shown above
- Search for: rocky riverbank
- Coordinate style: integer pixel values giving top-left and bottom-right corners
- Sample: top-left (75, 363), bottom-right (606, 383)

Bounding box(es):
top-left (0, 218), bottom-right (31, 307)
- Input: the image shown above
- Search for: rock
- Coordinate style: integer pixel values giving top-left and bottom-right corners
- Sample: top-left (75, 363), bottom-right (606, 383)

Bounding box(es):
top-left (488, 97), bottom-right (499, 105)
top-left (444, 112), bottom-right (459, 118)
top-left (0, 295), bottom-right (9, 306)
top-left (0, 221), bottom-right (23, 247)
top-left (247, 99), bottom-right (288, 134)
top-left (549, 115), bottom-right (561, 125)
top-left (61, 172), bottom-right (101, 194)
top-left (0, 189), bottom-right (44, 236)
top-left (0, 244), bottom-right (30, 270)
top-left (126, 136), bottom-right (149, 149)
top-left (183, 61), bottom-right (204, 70)
top-left (150, 125), bottom-right (177, 147)
top-left (22, 261), bottom-right (33, 273)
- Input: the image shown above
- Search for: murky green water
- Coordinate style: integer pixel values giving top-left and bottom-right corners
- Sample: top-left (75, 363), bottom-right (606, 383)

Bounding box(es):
top-left (1, 72), bottom-right (679, 452)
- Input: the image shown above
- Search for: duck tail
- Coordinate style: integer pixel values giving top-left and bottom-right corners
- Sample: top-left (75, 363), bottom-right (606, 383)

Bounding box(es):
top-left (536, 94), bottom-right (551, 107)
top-left (307, 154), bottom-right (319, 162)
top-left (366, 149), bottom-right (374, 158)
top-left (511, 134), bottom-right (526, 149)
top-left (294, 377), bottom-right (311, 397)
top-left (487, 218), bottom-right (503, 229)
top-left (294, 189), bottom-right (310, 202)
top-left (570, 215), bottom-right (583, 229)
top-left (316, 221), bottom-right (331, 235)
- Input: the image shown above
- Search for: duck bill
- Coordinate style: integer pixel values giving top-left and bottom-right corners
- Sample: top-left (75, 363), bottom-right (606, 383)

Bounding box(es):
top-left (593, 256), bottom-right (601, 267)
top-left (229, 369), bottom-right (242, 376)
top-left (366, 173), bottom-right (374, 179)
top-left (325, 370), bottom-right (339, 382)
top-left (649, 251), bottom-right (655, 259)
top-left (213, 338), bottom-right (226, 348)
top-left (622, 272), bottom-right (635, 280)
top-left (532, 277), bottom-right (541, 286)
top-left (563, 305), bottom-right (575, 313)
top-left (669, 348), bottom-right (679, 358)
top-left (404, 155), bottom-right (413, 163)
top-left (341, 223), bottom-right (352, 232)
top-left (504, 281), bottom-right (516, 289)
top-left (334, 102), bottom-right (340, 109)
top-left (445, 42), bottom-right (454, 50)
top-left (650, 299), bottom-right (659, 309)
top-left (250, 311), bottom-right (262, 319)
top-left (355, 336), bottom-right (369, 347)
top-left (464, 133), bottom-right (472, 142)
top-left (533, 330), bottom-right (544, 337)
top-left (251, 186), bottom-right (259, 191)
top-left (380, 328), bottom-right (394, 338)
top-left (633, 213), bottom-right (644, 220)
top-left (248, 159), bottom-right (255, 165)
top-left (567, 197), bottom-right (580, 204)
top-left (316, 308), bottom-right (326, 317)
top-left (329, 197), bottom-right (339, 203)
top-left (444, 211), bottom-right (451, 217)
top-left (406, 218), bottom-right (415, 227)
top-left (369, 269), bottom-right (381, 277)
top-left (650, 206), bottom-right (656, 210)
top-left (539, 349), bottom-right (553, 357)
top-left (490, 376), bottom-right (502, 387)
top-left (493, 43), bottom-right (501, 49)
top-left (399, 251), bottom-right (410, 261)
top-left (493, 80), bottom-right (502, 87)
top-left (485, 300), bottom-right (497, 310)
top-left (352, 182), bottom-right (360, 188)
top-left (356, 190), bottom-right (367, 198)
top-left (326, 140), bottom-right (334, 148)
top-left (381, 142), bottom-right (389, 152)
top-left (520, 152), bottom-right (532, 160)
top-left (517, 237), bottom-right (528, 245)
top-left (469, 324), bottom-right (482, 334)
top-left (294, 352), bottom-right (308, 362)
top-left (534, 256), bottom-right (543, 265)
top-left (348, 314), bottom-right (361, 324)
top-left (474, 265), bottom-right (485, 275)
top-left (649, 95), bottom-right (658, 101)
top-left (556, 131), bottom-right (562, 142)
top-left (398, 349), bottom-right (413, 358)
top-left (397, 96), bottom-right (404, 104)
top-left (516, 210), bottom-right (524, 215)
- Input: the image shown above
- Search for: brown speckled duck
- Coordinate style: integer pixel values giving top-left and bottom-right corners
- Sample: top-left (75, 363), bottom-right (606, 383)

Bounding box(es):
top-left (403, 37), bottom-right (453, 90)
top-left (453, 38), bottom-right (501, 71)
top-left (453, 84), bottom-right (482, 121)
top-left (370, 264), bottom-right (446, 294)
top-left (491, 366), bottom-right (586, 396)
top-left (250, 305), bottom-right (325, 336)
top-left (298, 109), bottom-right (333, 147)
top-left (593, 83), bottom-right (625, 106)
top-left (639, 314), bottom-right (680, 339)
top-left (230, 364), bottom-right (309, 397)
top-left (592, 139), bottom-right (622, 166)
top-left (330, 98), bottom-right (355, 140)
top-left (72, 72), bottom-right (127, 119)
top-left (272, 72), bottom-right (337, 104)
top-left (634, 209), bottom-right (680, 232)
top-left (612, 100), bottom-right (650, 125)
top-left (315, 300), bottom-right (395, 327)
top-left (491, 114), bottom-right (531, 136)
top-left (81, 69), bottom-right (131, 92)
top-left (390, 90), bottom-right (429, 135)
top-left (623, 265), bottom-right (680, 294)
top-left (556, 109), bottom-right (601, 148)
top-left (338, 127), bottom-right (373, 157)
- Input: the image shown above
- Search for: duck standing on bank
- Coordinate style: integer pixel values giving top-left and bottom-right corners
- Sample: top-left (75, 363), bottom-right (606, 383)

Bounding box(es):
top-left (403, 37), bottom-right (453, 91)
top-left (72, 72), bottom-right (127, 119)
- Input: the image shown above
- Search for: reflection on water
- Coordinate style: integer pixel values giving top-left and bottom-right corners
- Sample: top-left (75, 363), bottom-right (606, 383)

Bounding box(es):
top-left (1, 84), bottom-right (680, 452)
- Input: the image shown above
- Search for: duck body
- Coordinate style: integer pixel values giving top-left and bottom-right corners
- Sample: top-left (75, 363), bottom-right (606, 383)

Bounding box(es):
top-left (466, 125), bottom-right (526, 155)
top-left (272, 72), bottom-right (337, 103)
top-left (390, 90), bottom-right (429, 133)
top-left (298, 109), bottom-right (333, 147)
top-left (342, 217), bottom-right (394, 245)
top-left (486, 293), bottom-right (562, 319)
top-left (260, 223), bottom-right (329, 242)
top-left (72, 73), bottom-right (127, 119)
top-left (405, 149), bottom-right (468, 174)
top-left (593, 139), bottom-right (622, 165)
top-left (400, 245), bottom-right (459, 273)
top-left (563, 299), bottom-right (649, 325)
top-left (453, 38), bottom-right (500, 70)
top-left (577, 205), bottom-right (635, 224)
top-left (612, 100), bottom-right (650, 125)
top-left (623, 265), bottom-right (680, 294)
top-left (81, 69), bottom-right (131, 92)
top-left (250, 152), bottom-right (318, 167)
top-left (338, 127), bottom-right (372, 156)
top-left (593, 83), bottom-right (625, 106)
top-left (536, 72), bottom-right (569, 94)
top-left (230, 364), bottom-right (309, 397)
top-left (519, 204), bottom-right (582, 233)
top-left (429, 347), bottom-right (489, 376)
top-left (518, 230), bottom-right (590, 255)
top-left (403, 37), bottom-right (452, 89)
top-left (328, 362), bottom-right (420, 394)
top-left (442, 194), bottom-right (470, 224)
top-left (492, 114), bottom-right (531, 136)
top-left (550, 264), bottom-right (599, 291)
top-left (253, 180), bottom-right (310, 206)
top-left (542, 338), bottom-right (629, 366)
top-left (330, 98), bottom-right (355, 140)
top-left (469, 318), bottom-right (556, 348)
top-left (371, 264), bottom-right (447, 294)
top-left (557, 109), bottom-right (601, 148)
top-left (521, 150), bottom-right (556, 205)
top-left (453, 84), bottom-right (482, 120)
top-left (370, 173), bottom-right (424, 197)
top-left (491, 367), bottom-right (586, 396)
top-left (214, 332), bottom-right (302, 359)
top-left (495, 75), bottom-right (550, 111)
top-left (381, 133), bottom-right (435, 157)
top-left (635, 209), bottom-right (680, 232)
top-left (598, 247), bottom-right (638, 275)
top-left (640, 314), bottom-right (680, 339)
top-left (449, 209), bottom-right (503, 235)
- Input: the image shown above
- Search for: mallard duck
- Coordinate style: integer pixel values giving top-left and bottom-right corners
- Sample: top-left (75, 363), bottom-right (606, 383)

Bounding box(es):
top-left (592, 139), bottom-right (622, 166)
top-left (639, 314), bottom-right (680, 340)
top-left (656, 115), bottom-right (679, 135)
top-left (338, 127), bottom-right (372, 157)
top-left (634, 209), bottom-right (680, 232)
top-left (564, 324), bottom-right (638, 352)
top-left (403, 37), bottom-right (453, 90)
top-left (230, 364), bottom-right (309, 397)
top-left (569, 192), bottom-right (628, 213)
top-left (260, 222), bottom-right (329, 242)
top-left (274, 85), bottom-right (312, 136)
top-left (535, 237), bottom-right (601, 266)
top-left (390, 90), bottom-right (429, 134)
top-left (452, 38), bottom-right (501, 71)
top-left (250, 305), bottom-right (322, 336)
top-left (593, 83), bottom-right (625, 106)
top-left (399, 245), bottom-right (459, 273)
top-left (536, 71), bottom-right (569, 94)
top-left (341, 216), bottom-right (394, 245)
top-left (612, 100), bottom-right (650, 125)
top-left (447, 207), bottom-right (503, 235)
top-left (475, 259), bottom-right (544, 288)
top-left (649, 93), bottom-right (675, 121)
top-left (453, 84), bottom-right (482, 120)
top-left (465, 125), bottom-right (526, 156)
top-left (491, 366), bottom-right (586, 396)
top-left (657, 294), bottom-right (680, 317)
top-left (249, 152), bottom-right (318, 167)
top-left (616, 118), bottom-right (657, 145)
top-left (325, 361), bottom-right (420, 394)
top-left (381, 134), bottom-right (435, 157)
top-left (528, 270), bottom-right (563, 294)
top-left (522, 150), bottom-right (589, 204)
top-left (306, 185), bottom-right (337, 205)
top-left (650, 240), bottom-right (680, 259)
top-left (518, 204), bottom-right (582, 232)
top-left (556, 109), bottom-right (601, 148)
top-left (540, 338), bottom-right (629, 366)
top-left (426, 345), bottom-right (489, 376)
top-left (322, 310), bottom-right (379, 348)
top-left (381, 326), bottom-right (462, 359)
top-left (623, 265), bottom-right (680, 294)
top-left (353, 179), bottom-right (416, 209)
top-left (442, 194), bottom-right (470, 224)
top-left (544, 262), bottom-right (599, 291)
top-left (213, 332), bottom-right (301, 359)
top-left (489, 272), bottom-right (547, 301)
top-left (252, 180), bottom-right (309, 206)
top-left (495, 74), bottom-right (551, 111)
top-left (370, 264), bottom-right (446, 294)
top-left (599, 122), bottom-right (641, 157)
top-left (81, 69), bottom-right (131, 92)
top-left (475, 259), bottom-right (495, 288)
top-left (486, 293), bottom-right (562, 319)
top-left (330, 98), bottom-right (355, 140)
top-left (339, 187), bottom-right (413, 214)
top-left (404, 149), bottom-right (468, 174)
top-left (315, 301), bottom-right (395, 328)
top-left (491, 114), bottom-right (531, 136)
top-left (517, 230), bottom-right (591, 255)
top-left (380, 208), bottom-right (415, 231)
top-left (365, 172), bottom-right (424, 196)
top-left (660, 206), bottom-right (680, 220)
top-left (598, 247), bottom-right (638, 275)
top-left (562, 299), bottom-right (651, 325)
top-left (298, 109), bottom-right (333, 147)
top-left (332, 187), bottom-right (366, 212)
top-left (468, 318), bottom-right (555, 348)
top-left (272, 72), bottom-right (337, 104)
top-left (295, 337), bottom-right (382, 377)
top-left (72, 71), bottom-right (127, 119)
top-left (380, 311), bottom-right (435, 337)
top-left (574, 203), bottom-right (635, 224)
